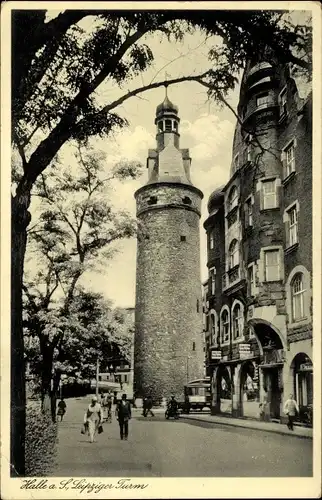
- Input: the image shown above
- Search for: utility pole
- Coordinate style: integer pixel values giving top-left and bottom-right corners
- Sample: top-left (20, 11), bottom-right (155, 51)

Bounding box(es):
top-left (95, 356), bottom-right (99, 397)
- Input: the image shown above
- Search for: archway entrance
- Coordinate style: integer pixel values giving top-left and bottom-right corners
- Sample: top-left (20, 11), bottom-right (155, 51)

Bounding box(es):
top-left (290, 353), bottom-right (313, 424)
top-left (239, 360), bottom-right (260, 418)
top-left (215, 365), bottom-right (232, 415)
top-left (249, 321), bottom-right (285, 420)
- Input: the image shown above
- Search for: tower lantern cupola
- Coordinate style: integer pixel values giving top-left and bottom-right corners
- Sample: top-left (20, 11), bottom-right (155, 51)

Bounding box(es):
top-left (155, 85), bottom-right (180, 149)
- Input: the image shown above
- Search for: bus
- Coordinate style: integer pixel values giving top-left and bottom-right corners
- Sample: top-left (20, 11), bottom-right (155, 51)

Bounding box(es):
top-left (181, 377), bottom-right (211, 413)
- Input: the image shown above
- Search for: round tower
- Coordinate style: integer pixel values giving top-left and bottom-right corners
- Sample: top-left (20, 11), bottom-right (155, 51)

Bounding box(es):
top-left (134, 87), bottom-right (204, 402)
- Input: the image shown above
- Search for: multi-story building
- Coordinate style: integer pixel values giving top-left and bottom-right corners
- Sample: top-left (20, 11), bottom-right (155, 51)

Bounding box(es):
top-left (204, 56), bottom-right (312, 424)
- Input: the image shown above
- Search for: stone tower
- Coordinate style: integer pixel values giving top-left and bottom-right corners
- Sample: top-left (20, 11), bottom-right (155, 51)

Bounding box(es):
top-left (134, 87), bottom-right (204, 402)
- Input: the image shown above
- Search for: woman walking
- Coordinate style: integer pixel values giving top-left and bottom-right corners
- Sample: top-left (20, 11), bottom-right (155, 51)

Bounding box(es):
top-left (84, 396), bottom-right (103, 443)
top-left (284, 393), bottom-right (299, 431)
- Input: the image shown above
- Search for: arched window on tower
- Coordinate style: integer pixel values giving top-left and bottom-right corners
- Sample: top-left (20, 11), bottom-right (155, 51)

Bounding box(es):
top-left (158, 121), bottom-right (164, 132)
top-left (165, 119), bottom-right (172, 132)
top-left (172, 120), bottom-right (178, 132)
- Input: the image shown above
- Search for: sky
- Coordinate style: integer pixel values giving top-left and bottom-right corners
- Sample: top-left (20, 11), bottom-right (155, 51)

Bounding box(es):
top-left (26, 9), bottom-right (311, 309)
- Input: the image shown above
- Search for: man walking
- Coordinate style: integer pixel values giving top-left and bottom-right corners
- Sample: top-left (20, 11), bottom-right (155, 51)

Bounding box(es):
top-left (284, 393), bottom-right (299, 431)
top-left (116, 394), bottom-right (131, 440)
top-left (145, 395), bottom-right (155, 417)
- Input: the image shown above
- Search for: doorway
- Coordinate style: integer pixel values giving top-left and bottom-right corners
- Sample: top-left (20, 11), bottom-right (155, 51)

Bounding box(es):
top-left (263, 367), bottom-right (282, 419)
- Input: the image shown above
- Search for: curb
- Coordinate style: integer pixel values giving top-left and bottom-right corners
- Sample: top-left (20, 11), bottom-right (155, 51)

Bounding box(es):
top-left (181, 415), bottom-right (313, 440)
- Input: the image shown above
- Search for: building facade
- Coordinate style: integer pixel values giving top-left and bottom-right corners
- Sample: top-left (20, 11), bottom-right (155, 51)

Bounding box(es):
top-left (134, 88), bottom-right (204, 402)
top-left (203, 57), bottom-right (313, 424)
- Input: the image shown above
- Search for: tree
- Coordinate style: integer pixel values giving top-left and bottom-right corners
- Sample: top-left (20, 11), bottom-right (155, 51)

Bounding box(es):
top-left (10, 8), bottom-right (311, 474)
top-left (22, 146), bottom-right (140, 419)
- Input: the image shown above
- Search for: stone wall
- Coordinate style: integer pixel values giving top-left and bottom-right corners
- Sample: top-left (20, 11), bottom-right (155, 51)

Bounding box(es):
top-left (134, 183), bottom-right (204, 401)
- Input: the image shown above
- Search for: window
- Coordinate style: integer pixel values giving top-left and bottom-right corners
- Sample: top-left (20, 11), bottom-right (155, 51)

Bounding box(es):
top-left (196, 299), bottom-right (199, 312)
top-left (285, 142), bottom-right (295, 177)
top-left (233, 154), bottom-right (240, 171)
top-left (248, 265), bottom-right (255, 295)
top-left (210, 313), bottom-right (216, 344)
top-left (229, 239), bottom-right (239, 268)
top-left (288, 205), bottom-right (298, 246)
top-left (291, 273), bottom-right (306, 321)
top-left (165, 119), bottom-right (172, 132)
top-left (180, 235), bottom-right (186, 242)
top-left (262, 179), bottom-right (277, 209)
top-left (279, 88), bottom-right (287, 116)
top-left (173, 121), bottom-right (178, 132)
top-left (209, 268), bottom-right (216, 295)
top-left (209, 231), bottom-right (215, 249)
top-left (147, 196), bottom-right (158, 205)
top-left (182, 196), bottom-right (192, 205)
top-left (228, 186), bottom-right (238, 211)
top-left (232, 304), bottom-right (243, 339)
top-left (221, 310), bottom-right (230, 344)
top-left (256, 92), bottom-right (269, 107)
top-left (245, 198), bottom-right (253, 227)
top-left (264, 249), bottom-right (280, 281)
top-left (192, 341), bottom-right (196, 351)
top-left (158, 121), bottom-right (164, 132)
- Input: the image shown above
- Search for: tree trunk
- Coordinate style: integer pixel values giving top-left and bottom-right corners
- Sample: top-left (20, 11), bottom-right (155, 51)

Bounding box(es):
top-left (11, 192), bottom-right (31, 476)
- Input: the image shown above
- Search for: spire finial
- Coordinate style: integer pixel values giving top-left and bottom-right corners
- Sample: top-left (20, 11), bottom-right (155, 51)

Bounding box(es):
top-left (164, 71), bottom-right (170, 97)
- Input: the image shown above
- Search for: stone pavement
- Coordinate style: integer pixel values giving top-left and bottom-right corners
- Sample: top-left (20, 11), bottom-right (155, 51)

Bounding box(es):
top-left (148, 407), bottom-right (313, 439)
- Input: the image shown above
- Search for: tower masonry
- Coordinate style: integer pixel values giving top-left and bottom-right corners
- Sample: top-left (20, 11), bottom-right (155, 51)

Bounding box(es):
top-left (134, 88), bottom-right (204, 402)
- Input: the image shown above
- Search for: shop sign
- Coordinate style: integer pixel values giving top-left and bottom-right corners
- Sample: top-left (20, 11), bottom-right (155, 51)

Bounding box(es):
top-left (299, 362), bottom-right (313, 372)
top-left (239, 344), bottom-right (253, 359)
top-left (211, 350), bottom-right (222, 360)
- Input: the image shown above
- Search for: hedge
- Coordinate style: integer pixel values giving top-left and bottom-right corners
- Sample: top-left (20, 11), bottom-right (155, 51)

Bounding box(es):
top-left (25, 405), bottom-right (58, 476)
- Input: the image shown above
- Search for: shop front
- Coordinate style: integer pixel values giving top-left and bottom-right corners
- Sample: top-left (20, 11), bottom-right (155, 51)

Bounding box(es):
top-left (291, 353), bottom-right (313, 425)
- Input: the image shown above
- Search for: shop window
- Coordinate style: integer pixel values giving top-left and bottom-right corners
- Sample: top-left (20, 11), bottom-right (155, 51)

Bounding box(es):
top-left (229, 239), bottom-right (239, 268)
top-left (264, 249), bottom-right (280, 281)
top-left (291, 273), bottom-right (306, 321)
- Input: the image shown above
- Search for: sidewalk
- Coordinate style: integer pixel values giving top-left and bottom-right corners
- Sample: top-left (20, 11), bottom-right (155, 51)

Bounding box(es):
top-left (179, 412), bottom-right (313, 439)
top-left (134, 408), bottom-right (313, 439)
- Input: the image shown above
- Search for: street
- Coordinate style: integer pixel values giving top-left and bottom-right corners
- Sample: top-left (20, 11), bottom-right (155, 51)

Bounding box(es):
top-left (51, 397), bottom-right (312, 477)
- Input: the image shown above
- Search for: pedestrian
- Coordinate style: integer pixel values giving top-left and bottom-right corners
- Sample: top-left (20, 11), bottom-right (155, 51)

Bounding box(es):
top-left (284, 393), bottom-right (299, 431)
top-left (105, 390), bottom-right (113, 423)
top-left (116, 393), bottom-right (131, 440)
top-left (145, 395), bottom-right (155, 417)
top-left (142, 397), bottom-right (148, 417)
top-left (84, 396), bottom-right (103, 443)
top-left (57, 398), bottom-right (67, 421)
